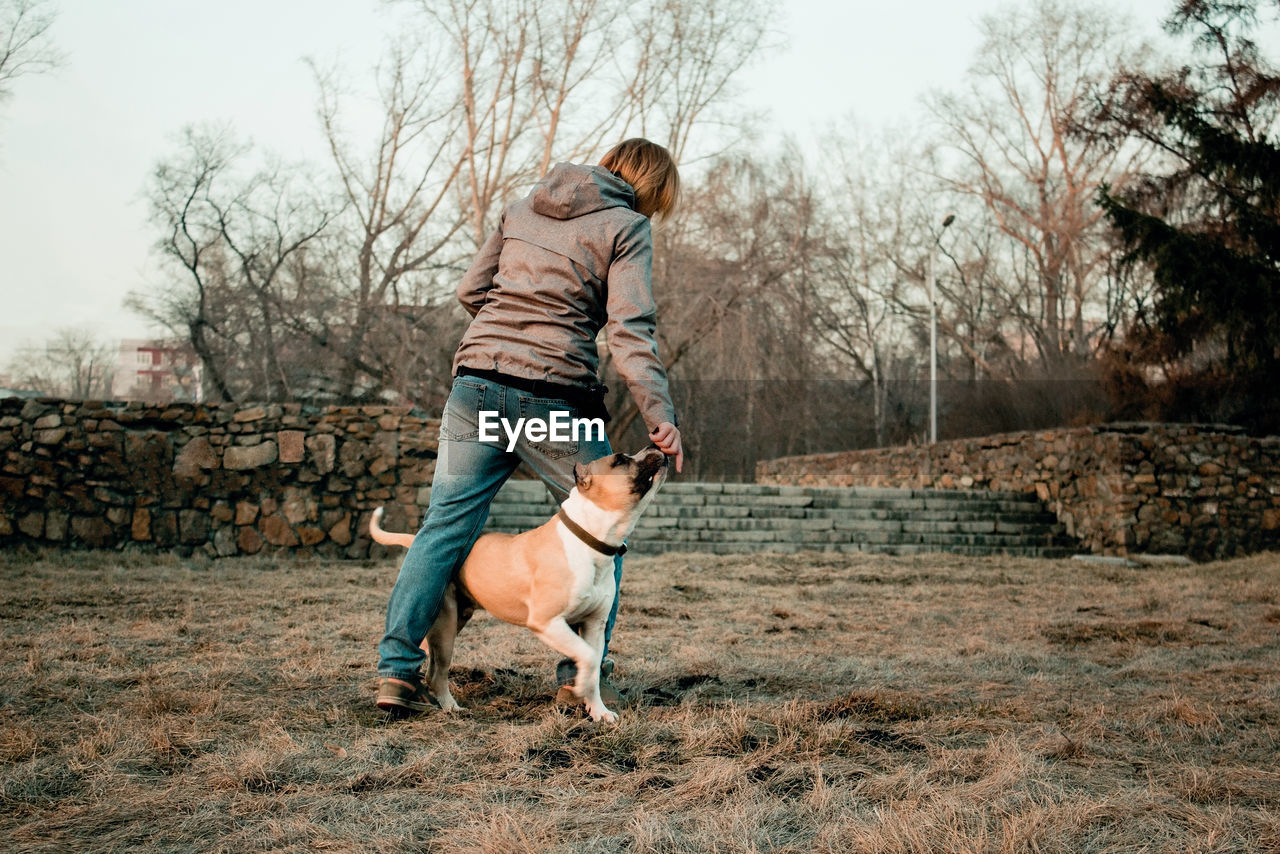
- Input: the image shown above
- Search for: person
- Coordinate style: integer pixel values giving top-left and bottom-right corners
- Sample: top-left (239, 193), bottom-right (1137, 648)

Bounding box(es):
top-left (376, 138), bottom-right (685, 713)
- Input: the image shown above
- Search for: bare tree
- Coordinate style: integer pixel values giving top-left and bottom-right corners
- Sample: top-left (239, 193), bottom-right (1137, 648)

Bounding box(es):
top-left (927, 0), bottom-right (1150, 371)
top-left (412, 0), bottom-right (629, 244)
top-left (129, 0), bottom-right (775, 407)
top-left (404, 0), bottom-right (776, 239)
top-left (0, 0), bottom-right (60, 108)
top-left (621, 0), bottom-right (777, 163)
top-left (601, 150), bottom-right (825, 466)
top-left (807, 126), bottom-right (936, 446)
top-left (299, 0), bottom-right (777, 402)
top-left (133, 126), bottom-right (332, 403)
top-left (309, 41), bottom-right (469, 401)
top-left (133, 127), bottom-right (240, 402)
top-left (6, 327), bottom-right (114, 398)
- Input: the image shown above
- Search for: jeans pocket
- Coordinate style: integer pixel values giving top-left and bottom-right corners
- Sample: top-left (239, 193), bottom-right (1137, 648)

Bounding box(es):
top-left (518, 396), bottom-right (582, 460)
top-left (440, 379), bottom-right (488, 441)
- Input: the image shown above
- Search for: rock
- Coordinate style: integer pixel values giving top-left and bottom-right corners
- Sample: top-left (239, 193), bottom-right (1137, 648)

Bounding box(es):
top-left (278, 430), bottom-right (305, 463)
top-left (148, 512), bottom-right (175, 547)
top-left (224, 441), bottom-right (278, 470)
top-left (123, 432), bottom-right (169, 471)
top-left (18, 512), bottom-right (43, 538)
top-left (1262, 509), bottom-right (1280, 531)
top-left (71, 516), bottom-right (113, 547)
top-left (211, 501), bottom-right (234, 523)
top-left (1137, 503), bottom-right (1163, 523)
top-left (260, 514), bottom-right (299, 547)
top-left (33, 428), bottom-right (67, 444)
top-left (402, 459), bottom-right (436, 486)
top-left (179, 510), bottom-right (209, 544)
top-left (298, 525), bottom-right (325, 546)
top-left (235, 501), bottom-right (259, 525)
top-left (173, 437), bottom-right (218, 478)
top-left (20, 400), bottom-right (49, 420)
top-left (237, 526), bottom-right (264, 555)
top-left (281, 487), bottom-right (315, 524)
top-left (234, 406), bottom-right (267, 423)
top-left (132, 508), bottom-right (152, 541)
top-left (213, 525), bottom-right (238, 557)
top-left (306, 434), bottom-right (335, 474)
top-left (338, 440), bottom-right (366, 478)
top-left (327, 513), bottom-right (353, 546)
top-left (1198, 462), bottom-right (1223, 477)
top-left (45, 510), bottom-right (68, 541)
top-left (33, 414), bottom-right (61, 429)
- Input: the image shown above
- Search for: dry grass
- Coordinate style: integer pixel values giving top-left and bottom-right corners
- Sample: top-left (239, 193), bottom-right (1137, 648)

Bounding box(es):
top-left (1, 546), bottom-right (1278, 853)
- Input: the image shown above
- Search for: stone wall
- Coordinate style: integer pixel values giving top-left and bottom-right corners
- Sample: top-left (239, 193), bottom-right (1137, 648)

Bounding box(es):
top-left (0, 397), bottom-right (440, 557)
top-left (756, 423), bottom-right (1280, 559)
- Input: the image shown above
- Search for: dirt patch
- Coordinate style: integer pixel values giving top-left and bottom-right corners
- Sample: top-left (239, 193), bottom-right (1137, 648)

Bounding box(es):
top-left (1042, 618), bottom-right (1213, 647)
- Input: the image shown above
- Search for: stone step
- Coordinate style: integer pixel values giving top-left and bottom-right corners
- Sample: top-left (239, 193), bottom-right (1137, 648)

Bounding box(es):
top-left (486, 513), bottom-right (1063, 535)
top-left (454, 480), bottom-right (1046, 503)
top-left (483, 522), bottom-right (1070, 546)
top-left (484, 501), bottom-right (1059, 525)
top-left (430, 480), bottom-right (1082, 558)
top-left (483, 492), bottom-right (1049, 514)
top-left (633, 541), bottom-right (1079, 558)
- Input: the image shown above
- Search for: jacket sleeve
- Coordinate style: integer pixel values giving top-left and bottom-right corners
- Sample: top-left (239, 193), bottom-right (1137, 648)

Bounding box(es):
top-left (456, 219), bottom-right (505, 318)
top-left (604, 217), bottom-right (678, 432)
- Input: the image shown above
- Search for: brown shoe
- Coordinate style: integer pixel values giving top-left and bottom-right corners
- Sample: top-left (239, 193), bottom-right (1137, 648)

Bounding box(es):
top-left (376, 678), bottom-right (438, 714)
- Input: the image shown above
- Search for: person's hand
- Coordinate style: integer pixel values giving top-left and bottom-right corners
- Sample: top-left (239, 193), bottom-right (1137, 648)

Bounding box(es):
top-left (649, 421), bottom-right (683, 473)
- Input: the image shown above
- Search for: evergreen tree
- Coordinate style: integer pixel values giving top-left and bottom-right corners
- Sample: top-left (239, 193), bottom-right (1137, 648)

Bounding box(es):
top-left (1097, 0), bottom-right (1280, 428)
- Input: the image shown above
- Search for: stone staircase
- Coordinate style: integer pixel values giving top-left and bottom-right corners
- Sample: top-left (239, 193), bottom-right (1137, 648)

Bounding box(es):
top-left (467, 481), bottom-right (1080, 557)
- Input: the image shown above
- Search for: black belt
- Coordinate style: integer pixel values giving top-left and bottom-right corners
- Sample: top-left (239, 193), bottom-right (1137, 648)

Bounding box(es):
top-left (456, 366), bottom-right (611, 422)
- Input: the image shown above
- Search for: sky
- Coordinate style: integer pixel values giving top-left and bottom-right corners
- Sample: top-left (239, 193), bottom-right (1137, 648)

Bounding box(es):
top-left (0, 0), bottom-right (1250, 367)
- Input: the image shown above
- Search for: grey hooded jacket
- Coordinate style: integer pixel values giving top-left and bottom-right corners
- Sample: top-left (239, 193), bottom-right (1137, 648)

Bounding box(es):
top-left (453, 162), bottom-right (677, 432)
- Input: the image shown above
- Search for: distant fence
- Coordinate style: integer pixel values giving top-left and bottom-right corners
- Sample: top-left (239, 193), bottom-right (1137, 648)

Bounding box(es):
top-left (757, 423), bottom-right (1280, 559)
top-left (0, 397), bottom-right (439, 557)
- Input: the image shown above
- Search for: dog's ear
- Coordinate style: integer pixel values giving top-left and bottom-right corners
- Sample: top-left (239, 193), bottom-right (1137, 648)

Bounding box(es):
top-left (573, 462), bottom-right (592, 491)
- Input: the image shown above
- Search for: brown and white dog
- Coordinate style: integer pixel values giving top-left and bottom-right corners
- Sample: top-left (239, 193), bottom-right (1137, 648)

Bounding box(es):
top-left (369, 447), bottom-right (669, 723)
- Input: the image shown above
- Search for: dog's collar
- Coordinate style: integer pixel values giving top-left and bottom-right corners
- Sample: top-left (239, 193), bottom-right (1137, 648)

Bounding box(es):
top-left (557, 507), bottom-right (627, 556)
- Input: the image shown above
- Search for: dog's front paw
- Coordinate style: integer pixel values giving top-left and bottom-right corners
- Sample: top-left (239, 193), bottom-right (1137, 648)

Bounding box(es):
top-left (586, 703), bottom-right (618, 724)
top-left (436, 694), bottom-right (462, 712)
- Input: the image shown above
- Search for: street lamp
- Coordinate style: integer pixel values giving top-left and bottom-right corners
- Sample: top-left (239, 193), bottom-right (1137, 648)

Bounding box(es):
top-left (929, 213), bottom-right (956, 444)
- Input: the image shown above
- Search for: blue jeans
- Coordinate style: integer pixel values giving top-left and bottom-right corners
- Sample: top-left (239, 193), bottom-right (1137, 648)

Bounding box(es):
top-left (377, 375), bottom-right (622, 685)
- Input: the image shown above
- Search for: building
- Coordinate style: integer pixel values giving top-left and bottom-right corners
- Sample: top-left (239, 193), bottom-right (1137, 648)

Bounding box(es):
top-left (112, 339), bottom-right (203, 403)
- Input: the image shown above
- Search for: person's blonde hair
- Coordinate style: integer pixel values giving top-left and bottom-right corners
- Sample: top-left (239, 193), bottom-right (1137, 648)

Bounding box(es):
top-left (599, 138), bottom-right (680, 221)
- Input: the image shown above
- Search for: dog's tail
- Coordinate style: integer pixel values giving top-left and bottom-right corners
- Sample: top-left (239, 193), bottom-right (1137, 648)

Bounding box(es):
top-left (368, 507), bottom-right (416, 549)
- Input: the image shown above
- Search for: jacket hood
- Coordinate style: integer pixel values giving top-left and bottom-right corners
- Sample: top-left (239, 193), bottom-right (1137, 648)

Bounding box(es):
top-left (529, 163), bottom-right (636, 220)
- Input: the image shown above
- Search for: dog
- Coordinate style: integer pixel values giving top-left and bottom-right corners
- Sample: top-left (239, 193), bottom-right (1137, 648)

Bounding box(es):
top-left (369, 447), bottom-right (669, 723)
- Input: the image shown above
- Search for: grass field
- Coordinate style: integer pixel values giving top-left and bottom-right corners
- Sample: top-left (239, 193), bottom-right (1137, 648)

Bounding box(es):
top-left (1, 546), bottom-right (1278, 853)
